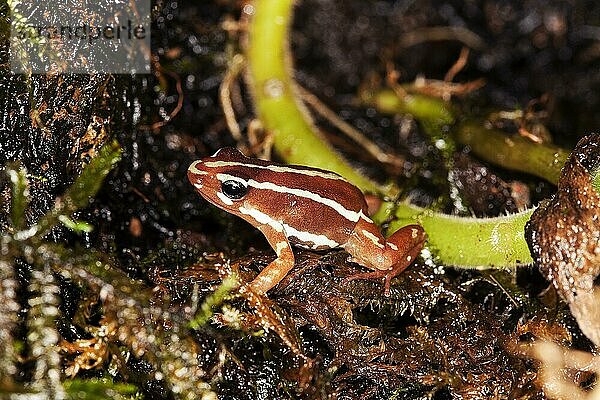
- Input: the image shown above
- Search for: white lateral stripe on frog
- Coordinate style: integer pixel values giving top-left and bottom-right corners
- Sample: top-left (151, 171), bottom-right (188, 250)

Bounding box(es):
top-left (216, 191), bottom-right (234, 205)
top-left (204, 160), bottom-right (347, 182)
top-left (283, 223), bottom-right (340, 248)
top-left (238, 205), bottom-right (339, 248)
top-left (238, 206), bottom-right (284, 233)
top-left (216, 173), bottom-right (361, 223)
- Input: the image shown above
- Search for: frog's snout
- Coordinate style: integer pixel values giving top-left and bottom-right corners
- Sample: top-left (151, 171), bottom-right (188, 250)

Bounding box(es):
top-left (188, 160), bottom-right (207, 189)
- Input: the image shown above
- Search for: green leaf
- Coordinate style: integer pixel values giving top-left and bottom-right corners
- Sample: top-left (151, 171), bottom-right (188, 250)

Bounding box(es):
top-left (58, 215), bottom-right (93, 233)
top-left (385, 202), bottom-right (534, 268)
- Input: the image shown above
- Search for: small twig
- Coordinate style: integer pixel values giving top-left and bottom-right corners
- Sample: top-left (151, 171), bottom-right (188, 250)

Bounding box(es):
top-left (385, 61), bottom-right (408, 99)
top-left (411, 77), bottom-right (486, 100)
top-left (518, 127), bottom-right (544, 144)
top-left (399, 26), bottom-right (486, 50)
top-left (220, 54), bottom-right (246, 143)
top-left (297, 85), bottom-right (405, 169)
top-left (221, 13), bottom-right (248, 37)
top-left (30, 108), bottom-right (53, 139)
top-left (490, 96), bottom-right (552, 144)
top-left (209, 343), bottom-right (244, 378)
top-left (130, 187), bottom-right (150, 203)
top-left (517, 96), bottom-right (552, 144)
top-left (247, 119), bottom-right (274, 159)
top-left (139, 56), bottom-right (184, 131)
top-left (486, 273), bottom-right (520, 309)
top-left (444, 47), bottom-right (470, 82)
top-left (417, 47), bottom-right (482, 100)
top-left (386, 51), bottom-right (484, 101)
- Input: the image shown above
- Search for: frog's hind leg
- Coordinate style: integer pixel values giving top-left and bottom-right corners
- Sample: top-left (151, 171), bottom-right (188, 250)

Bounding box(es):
top-left (380, 224), bottom-right (426, 294)
top-left (385, 224), bottom-right (427, 270)
top-left (247, 223), bottom-right (295, 294)
top-left (344, 222), bottom-right (426, 295)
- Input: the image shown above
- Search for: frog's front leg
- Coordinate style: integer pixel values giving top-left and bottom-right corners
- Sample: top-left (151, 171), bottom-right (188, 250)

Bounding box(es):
top-left (246, 222), bottom-right (295, 294)
top-left (344, 218), bottom-right (426, 295)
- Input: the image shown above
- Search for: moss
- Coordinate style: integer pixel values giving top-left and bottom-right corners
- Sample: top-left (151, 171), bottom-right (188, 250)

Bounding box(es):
top-left (63, 378), bottom-right (140, 400)
top-left (7, 163), bottom-right (29, 231)
top-left (189, 273), bottom-right (239, 329)
top-left (33, 140), bottom-right (122, 240)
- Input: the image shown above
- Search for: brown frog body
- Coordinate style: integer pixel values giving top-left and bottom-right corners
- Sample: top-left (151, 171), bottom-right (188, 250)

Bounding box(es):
top-left (188, 148), bottom-right (426, 294)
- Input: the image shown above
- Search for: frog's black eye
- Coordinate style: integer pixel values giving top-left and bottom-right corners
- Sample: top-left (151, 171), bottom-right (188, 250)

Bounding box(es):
top-left (221, 180), bottom-right (248, 200)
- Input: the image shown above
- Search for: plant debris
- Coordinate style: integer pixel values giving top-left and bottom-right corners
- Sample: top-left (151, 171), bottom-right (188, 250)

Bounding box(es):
top-left (526, 134), bottom-right (600, 346)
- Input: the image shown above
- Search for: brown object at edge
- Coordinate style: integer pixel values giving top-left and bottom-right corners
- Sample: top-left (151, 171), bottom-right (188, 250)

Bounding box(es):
top-left (526, 134), bottom-right (600, 345)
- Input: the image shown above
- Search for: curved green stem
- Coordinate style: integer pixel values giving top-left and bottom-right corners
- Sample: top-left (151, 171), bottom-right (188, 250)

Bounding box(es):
top-left (380, 203), bottom-right (534, 267)
top-left (593, 167), bottom-right (600, 194)
top-left (456, 121), bottom-right (569, 185)
top-left (362, 88), bottom-right (455, 131)
top-left (363, 87), bottom-right (457, 159)
top-left (246, 0), bottom-right (386, 195)
top-left (362, 88), bottom-right (571, 185)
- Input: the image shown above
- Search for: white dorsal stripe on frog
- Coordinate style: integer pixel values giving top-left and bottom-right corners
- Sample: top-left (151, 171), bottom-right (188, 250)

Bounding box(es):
top-left (188, 161), bottom-right (209, 175)
top-left (217, 173), bottom-right (363, 223)
top-left (361, 229), bottom-right (384, 249)
top-left (203, 160), bottom-right (347, 181)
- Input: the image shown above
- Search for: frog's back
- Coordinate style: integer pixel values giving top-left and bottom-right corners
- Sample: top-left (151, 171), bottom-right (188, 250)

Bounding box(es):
top-left (200, 148), bottom-right (369, 249)
top-left (248, 159), bottom-right (368, 249)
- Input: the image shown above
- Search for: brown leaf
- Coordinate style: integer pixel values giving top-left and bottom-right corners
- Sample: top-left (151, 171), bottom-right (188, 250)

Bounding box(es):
top-left (526, 134), bottom-right (600, 345)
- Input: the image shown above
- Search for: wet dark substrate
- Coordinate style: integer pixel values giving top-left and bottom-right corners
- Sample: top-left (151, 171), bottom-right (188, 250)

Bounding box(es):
top-left (1, 0), bottom-right (600, 398)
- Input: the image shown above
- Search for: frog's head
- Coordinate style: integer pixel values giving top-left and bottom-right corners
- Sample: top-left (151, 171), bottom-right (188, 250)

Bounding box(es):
top-left (188, 147), bottom-right (254, 212)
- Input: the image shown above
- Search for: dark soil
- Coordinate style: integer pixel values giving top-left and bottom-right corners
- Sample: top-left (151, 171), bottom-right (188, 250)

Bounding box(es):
top-left (2, 0), bottom-right (600, 399)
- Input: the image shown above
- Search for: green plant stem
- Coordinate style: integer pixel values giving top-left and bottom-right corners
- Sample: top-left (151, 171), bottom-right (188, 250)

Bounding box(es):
top-left (364, 88), bottom-right (458, 159)
top-left (362, 88), bottom-right (571, 185)
top-left (246, 0), bottom-right (386, 195)
top-left (379, 203), bottom-right (534, 266)
top-left (362, 88), bottom-right (455, 131)
top-left (456, 121), bottom-right (569, 185)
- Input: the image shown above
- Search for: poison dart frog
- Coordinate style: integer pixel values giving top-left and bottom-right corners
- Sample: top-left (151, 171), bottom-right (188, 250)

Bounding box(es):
top-left (188, 148), bottom-right (426, 295)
